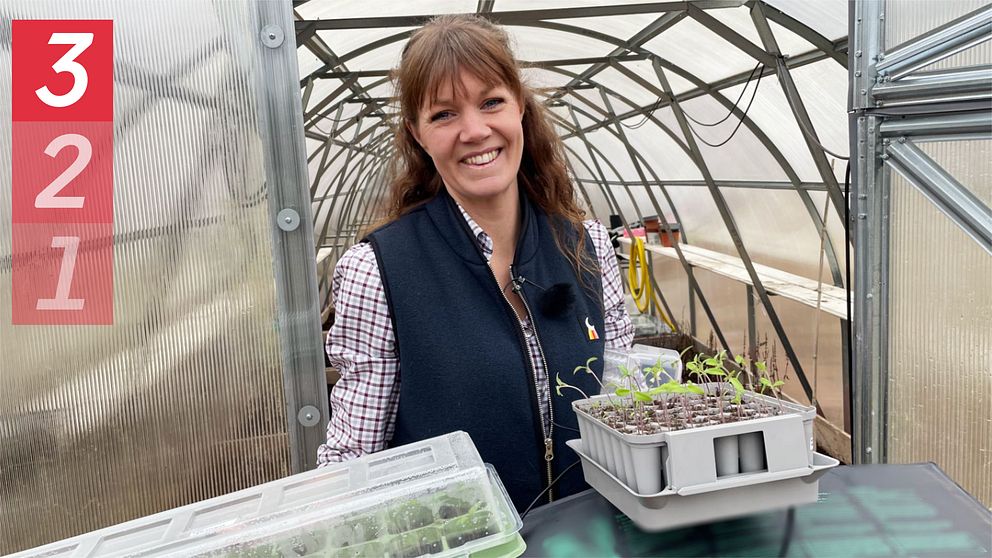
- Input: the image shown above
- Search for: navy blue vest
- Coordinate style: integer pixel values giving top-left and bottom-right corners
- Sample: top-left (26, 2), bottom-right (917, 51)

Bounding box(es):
top-left (366, 190), bottom-right (605, 511)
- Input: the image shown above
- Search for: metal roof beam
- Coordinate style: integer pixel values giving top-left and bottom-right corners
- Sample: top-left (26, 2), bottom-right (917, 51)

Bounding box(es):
top-left (293, 1), bottom-right (742, 31)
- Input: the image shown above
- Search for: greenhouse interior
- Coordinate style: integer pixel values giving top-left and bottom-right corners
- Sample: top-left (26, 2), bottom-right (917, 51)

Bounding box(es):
top-left (0, 0), bottom-right (990, 556)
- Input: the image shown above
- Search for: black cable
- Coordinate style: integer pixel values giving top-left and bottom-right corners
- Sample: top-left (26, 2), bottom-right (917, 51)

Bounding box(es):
top-left (683, 62), bottom-right (763, 127)
top-left (685, 63), bottom-right (764, 148)
top-left (779, 506), bottom-right (796, 557)
top-left (553, 421), bottom-right (581, 434)
top-left (520, 460), bottom-right (581, 519)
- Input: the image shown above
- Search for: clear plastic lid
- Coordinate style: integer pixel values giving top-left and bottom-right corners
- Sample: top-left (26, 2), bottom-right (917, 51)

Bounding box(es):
top-left (11, 432), bottom-right (523, 558)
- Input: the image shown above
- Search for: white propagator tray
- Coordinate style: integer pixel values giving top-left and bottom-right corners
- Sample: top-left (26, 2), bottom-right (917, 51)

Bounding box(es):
top-left (568, 439), bottom-right (838, 531)
top-left (572, 383), bottom-right (818, 496)
top-left (10, 432), bottom-right (525, 558)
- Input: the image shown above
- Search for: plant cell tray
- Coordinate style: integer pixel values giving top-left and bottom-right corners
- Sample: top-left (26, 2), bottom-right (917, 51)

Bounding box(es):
top-left (567, 439), bottom-right (838, 531)
top-left (573, 383), bottom-right (817, 496)
top-left (11, 432), bottom-right (525, 558)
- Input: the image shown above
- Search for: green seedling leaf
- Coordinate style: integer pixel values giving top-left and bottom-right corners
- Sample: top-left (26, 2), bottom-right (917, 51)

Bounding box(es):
top-left (615, 388), bottom-right (631, 397)
top-left (633, 391), bottom-right (653, 403)
top-left (773, 380), bottom-right (785, 388)
top-left (735, 355), bottom-right (746, 365)
top-left (760, 377), bottom-right (773, 388)
top-left (705, 367), bottom-right (726, 377)
top-left (685, 382), bottom-right (705, 395)
top-left (728, 377), bottom-right (745, 404)
top-left (755, 361), bottom-right (768, 373)
top-left (704, 358), bottom-right (720, 366)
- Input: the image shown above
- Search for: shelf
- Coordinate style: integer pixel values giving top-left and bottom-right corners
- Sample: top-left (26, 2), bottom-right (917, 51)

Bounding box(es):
top-left (619, 238), bottom-right (848, 320)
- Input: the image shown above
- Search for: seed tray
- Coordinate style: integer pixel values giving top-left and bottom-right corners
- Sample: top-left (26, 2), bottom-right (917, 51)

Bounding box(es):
top-left (10, 432), bottom-right (525, 558)
top-left (573, 383), bottom-right (817, 495)
top-left (568, 439), bottom-right (838, 531)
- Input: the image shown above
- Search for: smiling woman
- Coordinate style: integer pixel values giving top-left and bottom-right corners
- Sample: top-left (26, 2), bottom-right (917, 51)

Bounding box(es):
top-left (318, 14), bottom-right (634, 513)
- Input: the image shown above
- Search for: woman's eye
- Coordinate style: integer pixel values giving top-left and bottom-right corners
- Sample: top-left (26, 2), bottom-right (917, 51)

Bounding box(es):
top-left (482, 98), bottom-right (504, 109)
top-left (430, 110), bottom-right (453, 122)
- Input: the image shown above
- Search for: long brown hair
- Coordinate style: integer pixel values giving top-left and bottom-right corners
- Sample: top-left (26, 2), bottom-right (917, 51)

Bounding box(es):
top-left (379, 14), bottom-right (599, 288)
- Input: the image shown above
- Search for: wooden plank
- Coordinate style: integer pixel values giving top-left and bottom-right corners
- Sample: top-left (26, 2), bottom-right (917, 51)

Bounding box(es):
top-left (619, 238), bottom-right (848, 319)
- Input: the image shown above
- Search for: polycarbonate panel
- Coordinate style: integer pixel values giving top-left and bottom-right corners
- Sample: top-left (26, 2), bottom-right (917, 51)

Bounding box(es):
top-left (718, 73), bottom-right (826, 183)
top-left (507, 24), bottom-right (614, 61)
top-left (764, 0), bottom-right (848, 41)
top-left (884, 0), bottom-right (992, 72)
top-left (662, 186), bottom-right (735, 254)
top-left (644, 16), bottom-right (758, 84)
top-left (886, 141), bottom-right (992, 507)
top-left (546, 13), bottom-right (657, 43)
top-left (719, 187), bottom-right (846, 282)
top-left (595, 64), bottom-right (660, 108)
top-left (609, 111), bottom-right (704, 181)
top-left (0, 1), bottom-right (303, 553)
top-left (707, 5), bottom-right (816, 58)
top-left (650, 253), bottom-right (846, 429)
top-left (678, 93), bottom-right (791, 182)
top-left (787, 61), bottom-right (850, 171)
top-left (297, 0), bottom-right (472, 20)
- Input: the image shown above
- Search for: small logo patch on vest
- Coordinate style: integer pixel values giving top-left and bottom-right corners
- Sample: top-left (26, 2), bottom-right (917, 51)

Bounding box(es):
top-left (584, 317), bottom-right (599, 341)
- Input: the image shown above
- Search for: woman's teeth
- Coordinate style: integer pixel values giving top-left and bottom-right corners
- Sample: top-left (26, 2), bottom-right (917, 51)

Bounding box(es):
top-left (464, 149), bottom-right (499, 165)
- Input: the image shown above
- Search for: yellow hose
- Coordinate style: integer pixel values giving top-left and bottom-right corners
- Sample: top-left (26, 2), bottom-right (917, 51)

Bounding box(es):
top-left (627, 237), bottom-right (677, 332)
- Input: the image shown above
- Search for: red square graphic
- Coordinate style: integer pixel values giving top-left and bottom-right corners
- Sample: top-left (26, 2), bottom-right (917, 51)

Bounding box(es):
top-left (12, 20), bottom-right (114, 122)
top-left (12, 222), bottom-right (114, 325)
top-left (11, 121), bottom-right (113, 224)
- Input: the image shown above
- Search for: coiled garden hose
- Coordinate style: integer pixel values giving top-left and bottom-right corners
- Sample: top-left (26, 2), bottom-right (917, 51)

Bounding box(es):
top-left (627, 237), bottom-right (677, 332)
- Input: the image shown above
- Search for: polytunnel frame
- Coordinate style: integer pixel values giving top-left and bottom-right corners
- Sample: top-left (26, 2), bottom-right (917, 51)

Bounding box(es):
top-left (849, 1), bottom-right (992, 465)
top-left (293, 0), bottom-right (854, 445)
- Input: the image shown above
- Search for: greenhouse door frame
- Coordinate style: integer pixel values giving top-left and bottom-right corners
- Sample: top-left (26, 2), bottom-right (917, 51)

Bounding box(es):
top-left (849, 0), bottom-right (992, 464)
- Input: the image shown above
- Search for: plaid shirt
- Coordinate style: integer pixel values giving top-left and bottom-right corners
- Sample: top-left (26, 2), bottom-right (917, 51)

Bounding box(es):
top-left (317, 206), bottom-right (633, 465)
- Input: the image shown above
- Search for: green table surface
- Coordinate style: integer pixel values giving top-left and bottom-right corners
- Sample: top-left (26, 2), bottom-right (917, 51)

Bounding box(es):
top-left (520, 463), bottom-right (991, 557)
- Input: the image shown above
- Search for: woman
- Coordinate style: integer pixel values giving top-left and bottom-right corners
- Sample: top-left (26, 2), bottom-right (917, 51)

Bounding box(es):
top-left (318, 14), bottom-right (633, 512)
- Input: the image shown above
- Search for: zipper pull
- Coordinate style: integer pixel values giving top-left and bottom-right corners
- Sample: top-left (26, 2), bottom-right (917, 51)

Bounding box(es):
top-left (544, 438), bottom-right (554, 462)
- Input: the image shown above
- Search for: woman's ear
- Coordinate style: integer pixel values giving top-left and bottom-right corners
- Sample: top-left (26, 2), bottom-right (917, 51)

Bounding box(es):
top-left (406, 119), bottom-right (423, 149)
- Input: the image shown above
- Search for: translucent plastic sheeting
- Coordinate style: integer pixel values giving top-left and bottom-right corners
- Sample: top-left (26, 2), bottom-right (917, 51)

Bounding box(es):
top-left (297, 0), bottom-right (474, 20)
top-left (786, 60), bottom-right (851, 168)
top-left (594, 64), bottom-right (662, 108)
top-left (718, 187), bottom-right (847, 282)
top-left (660, 186), bottom-right (736, 253)
top-left (714, 66), bottom-right (843, 184)
top-left (643, 16), bottom-right (760, 85)
top-left (677, 93), bottom-right (792, 182)
top-left (764, 0), bottom-right (848, 41)
top-left (886, 0), bottom-right (992, 72)
top-left (754, 295), bottom-right (845, 427)
top-left (545, 13), bottom-right (658, 48)
top-left (648, 260), bottom-right (845, 429)
top-left (707, 5), bottom-right (818, 57)
top-left (509, 24), bottom-right (615, 61)
top-left (0, 1), bottom-right (308, 553)
top-left (886, 139), bottom-right (992, 508)
top-left (610, 108), bottom-right (702, 181)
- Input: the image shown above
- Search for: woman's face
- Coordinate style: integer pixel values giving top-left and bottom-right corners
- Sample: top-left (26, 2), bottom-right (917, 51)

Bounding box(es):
top-left (409, 68), bottom-right (524, 208)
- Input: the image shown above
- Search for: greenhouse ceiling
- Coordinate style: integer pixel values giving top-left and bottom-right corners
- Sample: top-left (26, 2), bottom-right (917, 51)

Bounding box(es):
top-left (293, 0), bottom-right (851, 289)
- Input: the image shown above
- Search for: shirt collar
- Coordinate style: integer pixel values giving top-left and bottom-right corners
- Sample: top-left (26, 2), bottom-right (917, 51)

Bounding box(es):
top-left (455, 202), bottom-right (494, 260)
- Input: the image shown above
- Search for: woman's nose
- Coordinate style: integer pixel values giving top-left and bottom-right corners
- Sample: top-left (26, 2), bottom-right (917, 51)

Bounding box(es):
top-left (458, 110), bottom-right (491, 143)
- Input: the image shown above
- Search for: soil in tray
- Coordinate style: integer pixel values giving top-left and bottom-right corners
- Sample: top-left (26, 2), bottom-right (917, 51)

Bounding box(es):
top-left (327, 514), bottom-right (383, 547)
top-left (587, 390), bottom-right (786, 434)
top-left (390, 526), bottom-right (444, 557)
top-left (386, 501), bottom-right (435, 535)
top-left (442, 510), bottom-right (499, 549)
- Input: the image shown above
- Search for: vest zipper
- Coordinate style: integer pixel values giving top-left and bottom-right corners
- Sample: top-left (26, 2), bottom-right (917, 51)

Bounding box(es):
top-left (509, 265), bottom-right (555, 504)
top-left (483, 262), bottom-right (555, 504)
